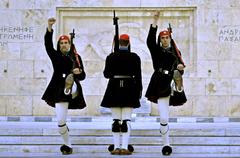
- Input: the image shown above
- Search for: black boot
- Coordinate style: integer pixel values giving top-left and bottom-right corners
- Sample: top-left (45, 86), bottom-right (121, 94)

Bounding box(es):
top-left (162, 145), bottom-right (172, 156)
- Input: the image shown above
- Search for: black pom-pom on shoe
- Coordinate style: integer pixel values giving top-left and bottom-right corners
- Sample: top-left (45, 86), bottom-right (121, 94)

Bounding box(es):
top-left (128, 144), bottom-right (134, 152)
top-left (108, 144), bottom-right (114, 152)
top-left (162, 145), bottom-right (172, 156)
top-left (60, 145), bottom-right (73, 155)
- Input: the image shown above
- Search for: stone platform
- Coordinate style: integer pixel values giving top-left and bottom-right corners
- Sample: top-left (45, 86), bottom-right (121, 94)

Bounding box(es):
top-left (0, 116), bottom-right (240, 157)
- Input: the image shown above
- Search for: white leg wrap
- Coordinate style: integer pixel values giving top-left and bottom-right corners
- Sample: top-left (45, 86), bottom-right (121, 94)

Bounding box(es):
top-left (160, 123), bottom-right (170, 146)
top-left (122, 121), bottom-right (131, 149)
top-left (111, 108), bottom-right (121, 149)
top-left (58, 124), bottom-right (68, 134)
top-left (158, 97), bottom-right (170, 146)
top-left (56, 103), bottom-right (68, 125)
top-left (111, 107), bottom-right (122, 120)
top-left (121, 107), bottom-right (133, 120)
top-left (58, 124), bottom-right (71, 148)
top-left (112, 132), bottom-right (120, 149)
top-left (56, 103), bottom-right (71, 147)
top-left (121, 107), bottom-right (133, 149)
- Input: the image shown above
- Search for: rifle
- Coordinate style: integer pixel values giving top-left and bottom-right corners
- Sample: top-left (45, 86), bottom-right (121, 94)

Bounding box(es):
top-left (112, 10), bottom-right (131, 53)
top-left (168, 23), bottom-right (185, 67)
top-left (69, 29), bottom-right (80, 68)
top-left (112, 10), bottom-right (119, 53)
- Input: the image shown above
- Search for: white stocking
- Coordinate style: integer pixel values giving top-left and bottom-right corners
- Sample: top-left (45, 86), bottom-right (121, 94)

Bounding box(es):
top-left (158, 96), bottom-right (170, 146)
top-left (121, 107), bottom-right (133, 149)
top-left (56, 102), bottom-right (71, 147)
top-left (111, 107), bottom-right (121, 149)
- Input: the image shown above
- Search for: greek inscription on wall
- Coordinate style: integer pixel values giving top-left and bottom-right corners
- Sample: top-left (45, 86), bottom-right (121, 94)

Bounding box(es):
top-left (219, 25), bottom-right (240, 42)
top-left (0, 25), bottom-right (34, 46)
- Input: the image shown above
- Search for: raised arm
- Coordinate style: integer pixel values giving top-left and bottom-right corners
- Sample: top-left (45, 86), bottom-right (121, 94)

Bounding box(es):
top-left (152, 11), bottom-right (159, 28)
top-left (44, 18), bottom-right (57, 59)
top-left (146, 11), bottom-right (160, 53)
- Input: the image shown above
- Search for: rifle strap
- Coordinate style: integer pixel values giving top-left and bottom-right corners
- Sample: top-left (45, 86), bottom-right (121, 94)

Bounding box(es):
top-left (172, 40), bottom-right (185, 66)
top-left (72, 45), bottom-right (81, 68)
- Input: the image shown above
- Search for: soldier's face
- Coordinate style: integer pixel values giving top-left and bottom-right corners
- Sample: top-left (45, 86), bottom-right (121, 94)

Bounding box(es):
top-left (160, 35), bottom-right (170, 48)
top-left (59, 39), bottom-right (70, 54)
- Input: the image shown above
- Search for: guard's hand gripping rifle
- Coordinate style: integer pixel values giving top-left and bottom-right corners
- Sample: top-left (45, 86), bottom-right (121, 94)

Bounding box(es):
top-left (69, 29), bottom-right (81, 69)
top-left (112, 10), bottom-right (119, 53)
top-left (168, 23), bottom-right (185, 67)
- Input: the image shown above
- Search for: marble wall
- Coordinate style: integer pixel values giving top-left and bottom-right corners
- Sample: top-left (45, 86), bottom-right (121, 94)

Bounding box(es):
top-left (0, 0), bottom-right (240, 117)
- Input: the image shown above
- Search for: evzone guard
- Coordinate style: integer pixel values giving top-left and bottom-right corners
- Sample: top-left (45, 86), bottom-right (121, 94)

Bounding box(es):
top-left (42, 18), bottom-right (86, 155)
top-left (100, 11), bottom-right (143, 155)
top-left (145, 11), bottom-right (187, 156)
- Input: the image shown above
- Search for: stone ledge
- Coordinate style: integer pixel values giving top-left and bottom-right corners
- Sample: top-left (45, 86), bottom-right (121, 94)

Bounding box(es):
top-left (0, 145), bottom-right (240, 156)
top-left (0, 116), bottom-right (239, 123)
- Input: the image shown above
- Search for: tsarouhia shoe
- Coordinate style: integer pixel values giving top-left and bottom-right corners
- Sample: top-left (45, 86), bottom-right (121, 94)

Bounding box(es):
top-left (120, 148), bottom-right (132, 155)
top-left (64, 73), bottom-right (74, 95)
top-left (173, 70), bottom-right (183, 92)
top-left (110, 148), bottom-right (121, 155)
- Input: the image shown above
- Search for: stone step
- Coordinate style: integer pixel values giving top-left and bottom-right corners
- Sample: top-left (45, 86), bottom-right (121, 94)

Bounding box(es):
top-left (2, 116), bottom-right (239, 123)
top-left (1, 128), bottom-right (239, 136)
top-left (1, 152), bottom-right (240, 158)
top-left (0, 145), bottom-right (240, 155)
top-left (0, 121), bottom-right (240, 156)
top-left (0, 122), bottom-right (240, 136)
top-left (3, 116), bottom-right (240, 124)
top-left (0, 136), bottom-right (239, 146)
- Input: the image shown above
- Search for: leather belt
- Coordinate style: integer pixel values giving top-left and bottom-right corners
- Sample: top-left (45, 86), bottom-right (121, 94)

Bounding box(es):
top-left (113, 75), bottom-right (133, 78)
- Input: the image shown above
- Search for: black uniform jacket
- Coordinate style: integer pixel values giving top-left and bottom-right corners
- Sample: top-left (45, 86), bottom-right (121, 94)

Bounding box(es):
top-left (100, 49), bottom-right (142, 108)
top-left (145, 24), bottom-right (183, 103)
top-left (41, 29), bottom-right (86, 109)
